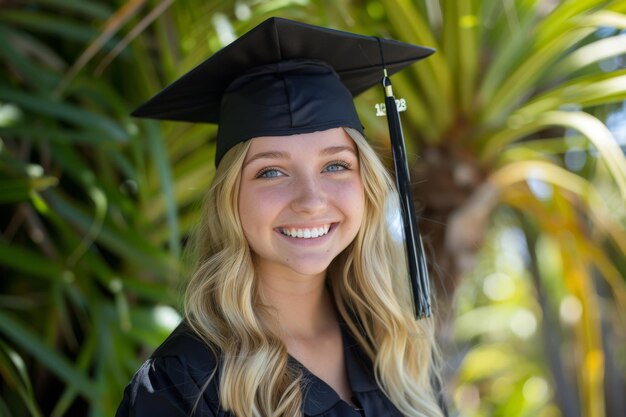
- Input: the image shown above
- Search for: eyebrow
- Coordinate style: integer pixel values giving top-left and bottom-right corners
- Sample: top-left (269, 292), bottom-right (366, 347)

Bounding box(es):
top-left (320, 145), bottom-right (358, 157)
top-left (243, 151), bottom-right (289, 167)
top-left (243, 145), bottom-right (357, 167)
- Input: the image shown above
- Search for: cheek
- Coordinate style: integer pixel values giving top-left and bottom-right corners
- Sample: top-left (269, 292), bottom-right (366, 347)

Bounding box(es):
top-left (238, 186), bottom-right (283, 239)
top-left (238, 197), bottom-right (266, 258)
top-left (237, 185), bottom-right (258, 241)
top-left (238, 197), bottom-right (252, 234)
top-left (352, 188), bottom-right (366, 226)
top-left (334, 178), bottom-right (365, 226)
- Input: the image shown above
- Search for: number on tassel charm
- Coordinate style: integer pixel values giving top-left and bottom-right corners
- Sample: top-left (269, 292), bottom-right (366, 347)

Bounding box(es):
top-left (375, 98), bottom-right (407, 116)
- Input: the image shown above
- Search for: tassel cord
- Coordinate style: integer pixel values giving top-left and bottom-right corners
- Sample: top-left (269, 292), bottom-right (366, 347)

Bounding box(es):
top-left (383, 77), bottom-right (431, 318)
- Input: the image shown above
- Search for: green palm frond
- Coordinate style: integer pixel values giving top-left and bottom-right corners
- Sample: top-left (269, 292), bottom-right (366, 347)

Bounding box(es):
top-left (1, 1), bottom-right (624, 416)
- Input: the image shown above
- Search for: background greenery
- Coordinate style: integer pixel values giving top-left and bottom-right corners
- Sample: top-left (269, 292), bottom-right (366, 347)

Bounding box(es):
top-left (0, 0), bottom-right (624, 416)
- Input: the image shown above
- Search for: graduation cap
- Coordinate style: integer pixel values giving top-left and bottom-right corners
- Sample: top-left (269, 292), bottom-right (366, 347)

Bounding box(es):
top-left (132, 17), bottom-right (433, 319)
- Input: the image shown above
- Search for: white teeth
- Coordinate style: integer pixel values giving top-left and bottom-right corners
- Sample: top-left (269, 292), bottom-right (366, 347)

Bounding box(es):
top-left (280, 224), bottom-right (331, 239)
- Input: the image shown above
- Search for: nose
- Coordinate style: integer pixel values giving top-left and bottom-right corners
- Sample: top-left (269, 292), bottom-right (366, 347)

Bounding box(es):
top-left (290, 175), bottom-right (327, 214)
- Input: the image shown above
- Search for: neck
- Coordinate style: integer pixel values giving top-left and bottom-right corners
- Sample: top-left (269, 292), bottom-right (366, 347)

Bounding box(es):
top-left (257, 268), bottom-right (337, 339)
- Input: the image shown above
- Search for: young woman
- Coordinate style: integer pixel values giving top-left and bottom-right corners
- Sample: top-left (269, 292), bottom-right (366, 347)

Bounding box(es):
top-left (116, 17), bottom-right (445, 417)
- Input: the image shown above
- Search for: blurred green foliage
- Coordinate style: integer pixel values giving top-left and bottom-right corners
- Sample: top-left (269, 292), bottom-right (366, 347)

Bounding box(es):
top-left (0, 1), bottom-right (624, 416)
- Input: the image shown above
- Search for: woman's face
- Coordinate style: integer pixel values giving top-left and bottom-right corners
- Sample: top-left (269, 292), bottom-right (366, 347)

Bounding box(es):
top-left (238, 128), bottom-right (365, 280)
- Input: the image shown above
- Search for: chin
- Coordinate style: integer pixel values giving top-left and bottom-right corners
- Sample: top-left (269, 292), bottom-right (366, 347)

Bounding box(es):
top-left (277, 253), bottom-right (339, 276)
top-left (251, 247), bottom-right (347, 279)
top-left (287, 261), bottom-right (332, 277)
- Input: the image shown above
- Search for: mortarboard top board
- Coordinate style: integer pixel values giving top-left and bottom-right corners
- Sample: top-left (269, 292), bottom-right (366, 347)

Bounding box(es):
top-left (132, 16), bottom-right (434, 320)
top-left (132, 17), bottom-right (434, 122)
top-left (131, 17), bottom-right (434, 165)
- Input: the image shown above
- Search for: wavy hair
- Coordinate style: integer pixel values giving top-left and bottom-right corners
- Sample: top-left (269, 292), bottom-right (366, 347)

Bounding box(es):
top-left (184, 128), bottom-right (444, 417)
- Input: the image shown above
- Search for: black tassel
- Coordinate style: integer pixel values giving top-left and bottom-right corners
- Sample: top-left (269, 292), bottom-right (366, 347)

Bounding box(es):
top-left (382, 70), bottom-right (431, 319)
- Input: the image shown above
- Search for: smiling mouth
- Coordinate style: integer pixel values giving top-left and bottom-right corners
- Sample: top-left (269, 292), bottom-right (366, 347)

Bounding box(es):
top-left (278, 224), bottom-right (332, 239)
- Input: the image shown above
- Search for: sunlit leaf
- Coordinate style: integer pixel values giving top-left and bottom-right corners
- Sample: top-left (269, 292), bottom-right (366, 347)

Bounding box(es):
top-left (518, 71), bottom-right (626, 116)
top-left (0, 340), bottom-right (43, 417)
top-left (0, 177), bottom-right (58, 203)
top-left (0, 87), bottom-right (128, 142)
top-left (550, 36), bottom-right (626, 78)
top-left (56, 0), bottom-right (148, 95)
top-left (482, 111), bottom-right (626, 202)
top-left (489, 160), bottom-right (626, 255)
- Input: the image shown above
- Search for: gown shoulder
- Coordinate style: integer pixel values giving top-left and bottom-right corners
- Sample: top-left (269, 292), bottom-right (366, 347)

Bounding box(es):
top-left (115, 322), bottom-right (222, 417)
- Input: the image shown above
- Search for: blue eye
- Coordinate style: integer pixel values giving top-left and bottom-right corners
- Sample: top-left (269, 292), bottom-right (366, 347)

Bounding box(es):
top-left (257, 168), bottom-right (283, 178)
top-left (323, 161), bottom-right (351, 172)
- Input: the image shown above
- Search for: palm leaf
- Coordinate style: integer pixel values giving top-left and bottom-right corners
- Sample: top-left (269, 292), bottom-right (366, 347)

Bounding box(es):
top-left (0, 312), bottom-right (98, 401)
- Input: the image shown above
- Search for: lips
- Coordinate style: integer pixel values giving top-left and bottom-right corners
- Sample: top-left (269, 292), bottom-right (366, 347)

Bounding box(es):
top-left (278, 224), bottom-right (331, 239)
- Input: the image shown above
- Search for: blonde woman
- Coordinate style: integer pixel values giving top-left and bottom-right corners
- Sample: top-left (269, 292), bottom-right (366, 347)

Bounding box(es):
top-left (117, 17), bottom-right (446, 417)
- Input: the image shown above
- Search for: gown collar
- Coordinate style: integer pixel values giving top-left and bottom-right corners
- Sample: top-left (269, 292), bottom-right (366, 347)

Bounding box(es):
top-left (290, 324), bottom-right (379, 416)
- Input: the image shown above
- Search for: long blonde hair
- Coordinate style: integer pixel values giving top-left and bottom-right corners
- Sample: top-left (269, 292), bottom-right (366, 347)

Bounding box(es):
top-left (184, 128), bottom-right (444, 417)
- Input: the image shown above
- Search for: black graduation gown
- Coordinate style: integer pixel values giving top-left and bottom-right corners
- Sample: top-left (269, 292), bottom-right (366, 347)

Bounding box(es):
top-left (115, 322), bottom-right (404, 417)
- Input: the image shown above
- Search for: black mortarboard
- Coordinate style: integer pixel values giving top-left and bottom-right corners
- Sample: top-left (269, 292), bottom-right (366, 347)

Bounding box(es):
top-left (132, 17), bottom-right (433, 319)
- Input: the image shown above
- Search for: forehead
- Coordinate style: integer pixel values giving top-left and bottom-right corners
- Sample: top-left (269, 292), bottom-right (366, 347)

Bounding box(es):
top-left (245, 128), bottom-right (357, 157)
